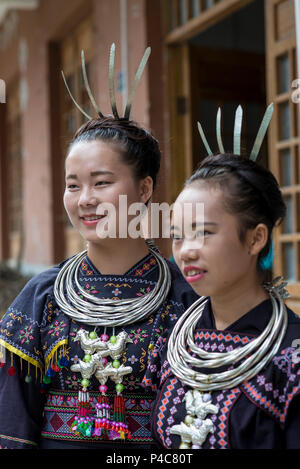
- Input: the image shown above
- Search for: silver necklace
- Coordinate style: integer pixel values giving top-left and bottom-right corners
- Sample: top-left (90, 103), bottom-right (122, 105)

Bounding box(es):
top-left (167, 277), bottom-right (289, 449)
top-left (53, 242), bottom-right (171, 327)
top-left (53, 242), bottom-right (172, 429)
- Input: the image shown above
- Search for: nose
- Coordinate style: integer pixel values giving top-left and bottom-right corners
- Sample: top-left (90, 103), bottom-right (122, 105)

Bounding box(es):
top-left (78, 187), bottom-right (98, 207)
top-left (178, 238), bottom-right (200, 262)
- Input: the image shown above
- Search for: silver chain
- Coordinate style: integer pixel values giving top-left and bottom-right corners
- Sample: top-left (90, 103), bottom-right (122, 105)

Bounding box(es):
top-left (53, 244), bottom-right (171, 327)
top-left (167, 277), bottom-right (289, 391)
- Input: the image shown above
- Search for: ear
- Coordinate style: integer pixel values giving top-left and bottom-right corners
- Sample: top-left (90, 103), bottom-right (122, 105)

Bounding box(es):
top-left (139, 176), bottom-right (153, 204)
top-left (248, 223), bottom-right (269, 256)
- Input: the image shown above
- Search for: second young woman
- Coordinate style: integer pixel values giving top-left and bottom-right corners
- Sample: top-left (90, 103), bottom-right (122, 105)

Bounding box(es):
top-left (145, 153), bottom-right (300, 449)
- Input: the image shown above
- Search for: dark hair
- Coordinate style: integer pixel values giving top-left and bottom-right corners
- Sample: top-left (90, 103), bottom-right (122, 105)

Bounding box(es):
top-left (186, 153), bottom-right (286, 273)
top-left (68, 116), bottom-right (161, 189)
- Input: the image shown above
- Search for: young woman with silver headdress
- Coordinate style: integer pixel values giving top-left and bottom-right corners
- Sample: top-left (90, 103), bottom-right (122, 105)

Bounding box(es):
top-left (0, 45), bottom-right (198, 449)
top-left (144, 106), bottom-right (300, 449)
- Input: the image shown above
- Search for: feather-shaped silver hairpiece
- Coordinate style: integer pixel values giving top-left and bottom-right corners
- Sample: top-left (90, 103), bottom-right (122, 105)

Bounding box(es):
top-left (249, 103), bottom-right (274, 161)
top-left (197, 122), bottom-right (213, 156)
top-left (233, 105), bottom-right (243, 155)
top-left (197, 103), bottom-right (274, 161)
top-left (109, 43), bottom-right (119, 119)
top-left (62, 43), bottom-right (151, 121)
top-left (81, 51), bottom-right (104, 118)
top-left (216, 108), bottom-right (225, 154)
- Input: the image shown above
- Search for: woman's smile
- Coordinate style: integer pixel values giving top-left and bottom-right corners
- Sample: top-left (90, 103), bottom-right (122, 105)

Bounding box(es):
top-left (183, 265), bottom-right (208, 283)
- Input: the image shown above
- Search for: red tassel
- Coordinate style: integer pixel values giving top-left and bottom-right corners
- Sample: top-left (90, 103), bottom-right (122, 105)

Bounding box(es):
top-left (51, 363), bottom-right (61, 373)
top-left (8, 366), bottom-right (16, 376)
top-left (109, 394), bottom-right (131, 440)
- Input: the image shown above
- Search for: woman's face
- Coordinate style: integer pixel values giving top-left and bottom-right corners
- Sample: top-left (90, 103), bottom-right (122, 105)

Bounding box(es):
top-left (171, 183), bottom-right (255, 299)
top-left (64, 139), bottom-right (152, 244)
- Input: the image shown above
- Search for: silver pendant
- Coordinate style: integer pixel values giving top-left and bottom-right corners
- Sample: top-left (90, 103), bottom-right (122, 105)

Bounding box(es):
top-left (95, 363), bottom-right (133, 384)
top-left (71, 330), bottom-right (133, 386)
top-left (170, 389), bottom-right (218, 449)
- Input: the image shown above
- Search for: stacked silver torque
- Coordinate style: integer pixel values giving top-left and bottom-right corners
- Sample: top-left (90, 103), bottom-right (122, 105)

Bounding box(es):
top-left (167, 277), bottom-right (289, 449)
top-left (54, 243), bottom-right (171, 327)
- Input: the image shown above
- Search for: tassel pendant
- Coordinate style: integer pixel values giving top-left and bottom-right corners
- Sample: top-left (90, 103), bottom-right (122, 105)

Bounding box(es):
top-left (70, 328), bottom-right (133, 440)
top-left (93, 392), bottom-right (111, 438)
top-left (8, 352), bottom-right (16, 376)
top-left (110, 392), bottom-right (131, 441)
top-left (70, 383), bottom-right (94, 437)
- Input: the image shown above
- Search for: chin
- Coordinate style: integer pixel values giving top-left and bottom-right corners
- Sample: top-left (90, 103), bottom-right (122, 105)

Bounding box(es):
top-left (190, 281), bottom-right (213, 298)
top-left (193, 287), bottom-right (209, 297)
top-left (88, 236), bottom-right (117, 248)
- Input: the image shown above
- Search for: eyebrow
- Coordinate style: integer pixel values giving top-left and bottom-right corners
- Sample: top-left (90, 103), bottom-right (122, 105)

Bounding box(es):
top-left (170, 222), bottom-right (218, 232)
top-left (66, 171), bottom-right (114, 180)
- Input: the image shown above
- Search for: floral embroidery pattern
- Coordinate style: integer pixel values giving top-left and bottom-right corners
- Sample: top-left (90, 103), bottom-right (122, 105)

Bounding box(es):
top-left (69, 326), bottom-right (81, 342)
top-left (47, 320), bottom-right (68, 338)
top-left (80, 260), bottom-right (94, 276)
top-left (133, 257), bottom-right (156, 277)
top-left (129, 328), bottom-right (148, 345)
top-left (112, 288), bottom-right (122, 296)
top-left (124, 374), bottom-right (141, 390)
top-left (71, 354), bottom-right (80, 364)
top-left (19, 324), bottom-right (35, 345)
top-left (128, 355), bottom-right (138, 365)
top-left (64, 373), bottom-right (80, 390)
top-left (83, 283), bottom-right (99, 295)
top-left (136, 286), bottom-right (151, 297)
top-left (103, 282), bottom-right (131, 300)
top-left (153, 325), bottom-right (165, 341)
top-left (76, 283), bottom-right (99, 299)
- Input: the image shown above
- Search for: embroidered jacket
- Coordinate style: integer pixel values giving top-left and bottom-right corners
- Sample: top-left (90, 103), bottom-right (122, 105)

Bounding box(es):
top-left (0, 252), bottom-right (198, 449)
top-left (144, 299), bottom-right (300, 449)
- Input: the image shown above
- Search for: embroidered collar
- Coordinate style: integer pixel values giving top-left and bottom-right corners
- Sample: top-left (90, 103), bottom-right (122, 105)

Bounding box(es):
top-left (79, 252), bottom-right (158, 279)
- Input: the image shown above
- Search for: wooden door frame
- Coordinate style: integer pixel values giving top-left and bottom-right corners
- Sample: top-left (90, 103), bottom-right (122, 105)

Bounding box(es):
top-left (167, 43), bottom-right (193, 203)
top-left (165, 0), bottom-right (254, 44)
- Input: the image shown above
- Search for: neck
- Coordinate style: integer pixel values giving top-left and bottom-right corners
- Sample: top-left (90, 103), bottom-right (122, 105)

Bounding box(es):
top-left (210, 273), bottom-right (269, 331)
top-left (87, 238), bottom-right (150, 275)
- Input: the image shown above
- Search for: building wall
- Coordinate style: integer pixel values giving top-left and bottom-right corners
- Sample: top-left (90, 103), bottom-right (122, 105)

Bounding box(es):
top-left (0, 0), bottom-right (167, 272)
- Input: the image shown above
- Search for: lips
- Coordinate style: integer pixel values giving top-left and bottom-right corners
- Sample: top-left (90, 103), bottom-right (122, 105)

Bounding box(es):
top-left (183, 265), bottom-right (207, 283)
top-left (80, 214), bottom-right (106, 226)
